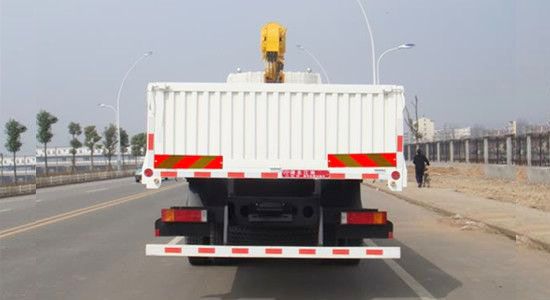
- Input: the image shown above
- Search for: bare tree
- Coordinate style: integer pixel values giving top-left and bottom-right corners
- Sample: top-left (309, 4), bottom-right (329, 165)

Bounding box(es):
top-left (404, 95), bottom-right (423, 144)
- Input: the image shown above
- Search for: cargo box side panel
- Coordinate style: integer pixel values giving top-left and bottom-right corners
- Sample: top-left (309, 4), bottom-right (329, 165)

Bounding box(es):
top-left (142, 83), bottom-right (405, 188)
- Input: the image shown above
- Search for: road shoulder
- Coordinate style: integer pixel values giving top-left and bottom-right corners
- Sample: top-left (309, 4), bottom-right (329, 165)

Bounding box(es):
top-left (364, 181), bottom-right (550, 253)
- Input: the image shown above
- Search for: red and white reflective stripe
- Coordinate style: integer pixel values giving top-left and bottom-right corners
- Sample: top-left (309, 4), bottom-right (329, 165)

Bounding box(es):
top-left (145, 244), bottom-right (400, 259)
top-left (160, 171), bottom-right (177, 178)
top-left (150, 170), bottom-right (392, 180)
top-left (147, 133), bottom-right (154, 151)
top-left (397, 135), bottom-right (403, 152)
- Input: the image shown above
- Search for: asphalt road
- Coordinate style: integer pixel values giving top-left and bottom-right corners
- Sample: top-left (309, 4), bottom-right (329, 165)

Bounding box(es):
top-left (1, 178), bottom-right (549, 300)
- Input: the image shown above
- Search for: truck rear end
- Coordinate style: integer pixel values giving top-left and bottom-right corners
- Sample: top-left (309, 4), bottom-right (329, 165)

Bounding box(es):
top-left (143, 82), bottom-right (405, 264)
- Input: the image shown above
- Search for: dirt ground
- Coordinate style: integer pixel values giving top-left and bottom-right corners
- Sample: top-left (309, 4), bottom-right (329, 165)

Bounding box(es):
top-left (408, 164), bottom-right (550, 212)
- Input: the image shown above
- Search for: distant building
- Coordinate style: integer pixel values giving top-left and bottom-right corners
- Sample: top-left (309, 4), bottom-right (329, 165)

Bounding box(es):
top-left (415, 117), bottom-right (435, 142)
top-left (453, 127), bottom-right (471, 139)
top-left (507, 121), bottom-right (517, 135)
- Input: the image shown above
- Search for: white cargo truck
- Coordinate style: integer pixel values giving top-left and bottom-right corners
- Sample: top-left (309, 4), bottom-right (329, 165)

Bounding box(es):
top-left (143, 79), bottom-right (406, 265)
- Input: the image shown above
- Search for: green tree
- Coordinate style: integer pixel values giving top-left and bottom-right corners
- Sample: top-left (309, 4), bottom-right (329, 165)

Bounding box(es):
top-left (36, 110), bottom-right (58, 175)
top-left (130, 133), bottom-right (147, 165)
top-left (4, 119), bottom-right (27, 181)
top-left (119, 128), bottom-right (129, 167)
top-left (68, 122), bottom-right (82, 173)
top-left (84, 126), bottom-right (101, 171)
top-left (102, 124), bottom-right (118, 170)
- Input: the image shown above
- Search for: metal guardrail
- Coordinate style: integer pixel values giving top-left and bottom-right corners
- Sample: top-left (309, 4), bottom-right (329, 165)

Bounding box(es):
top-left (405, 132), bottom-right (550, 167)
top-left (0, 184), bottom-right (36, 198)
top-left (36, 170), bottom-right (135, 188)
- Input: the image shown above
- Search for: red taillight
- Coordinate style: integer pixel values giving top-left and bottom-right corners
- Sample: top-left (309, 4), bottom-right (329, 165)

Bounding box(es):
top-left (144, 168), bottom-right (153, 177)
top-left (161, 208), bottom-right (207, 223)
top-left (391, 171), bottom-right (400, 180)
top-left (341, 211), bottom-right (387, 225)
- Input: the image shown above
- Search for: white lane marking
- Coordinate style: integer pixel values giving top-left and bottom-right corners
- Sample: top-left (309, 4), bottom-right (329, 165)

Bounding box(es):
top-left (366, 240), bottom-right (437, 300)
top-left (85, 188), bottom-right (109, 193)
top-left (0, 208), bottom-right (12, 213)
top-left (36, 199), bottom-right (43, 203)
top-left (167, 236), bottom-right (184, 245)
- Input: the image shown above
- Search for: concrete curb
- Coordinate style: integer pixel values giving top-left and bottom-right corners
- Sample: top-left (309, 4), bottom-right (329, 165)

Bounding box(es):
top-left (364, 183), bottom-right (550, 254)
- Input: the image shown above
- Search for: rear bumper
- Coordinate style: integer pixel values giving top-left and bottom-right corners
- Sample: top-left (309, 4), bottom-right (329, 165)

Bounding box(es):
top-left (146, 244), bottom-right (400, 259)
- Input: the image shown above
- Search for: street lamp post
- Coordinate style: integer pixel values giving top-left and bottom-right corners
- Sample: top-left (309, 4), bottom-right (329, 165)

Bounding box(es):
top-left (296, 44), bottom-right (331, 84)
top-left (114, 51), bottom-right (153, 171)
top-left (0, 153), bottom-right (4, 185)
top-left (376, 43), bottom-right (415, 84)
top-left (98, 103), bottom-right (118, 169)
top-left (354, 0), bottom-right (377, 84)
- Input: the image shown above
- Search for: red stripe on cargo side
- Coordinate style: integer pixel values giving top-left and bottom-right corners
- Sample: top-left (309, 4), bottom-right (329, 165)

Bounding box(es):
top-left (198, 247), bottom-right (215, 254)
top-left (204, 156), bottom-right (223, 169)
top-left (362, 173), bottom-right (379, 180)
top-left (194, 172), bottom-right (211, 178)
top-left (147, 133), bottom-right (154, 151)
top-left (366, 249), bottom-right (383, 255)
top-left (164, 247), bottom-right (181, 254)
top-left (380, 153), bottom-right (398, 166)
top-left (327, 154), bottom-right (346, 167)
top-left (154, 154), bottom-right (171, 167)
top-left (172, 155), bottom-right (202, 169)
top-left (397, 135), bottom-right (403, 152)
top-left (348, 153), bottom-right (376, 167)
top-left (261, 172), bottom-right (278, 179)
top-left (332, 249), bottom-right (349, 255)
top-left (265, 248), bottom-right (282, 254)
top-left (228, 172), bottom-right (245, 178)
top-left (299, 249), bottom-right (316, 255)
top-left (232, 248), bottom-right (249, 254)
top-left (329, 173), bottom-right (345, 179)
top-left (160, 171), bottom-right (177, 178)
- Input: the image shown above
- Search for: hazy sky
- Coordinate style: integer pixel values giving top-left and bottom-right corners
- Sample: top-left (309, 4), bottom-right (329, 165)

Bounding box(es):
top-left (1, 0), bottom-right (549, 154)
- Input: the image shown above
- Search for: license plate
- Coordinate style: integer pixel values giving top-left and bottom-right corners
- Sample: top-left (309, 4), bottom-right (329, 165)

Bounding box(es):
top-left (281, 170), bottom-right (330, 178)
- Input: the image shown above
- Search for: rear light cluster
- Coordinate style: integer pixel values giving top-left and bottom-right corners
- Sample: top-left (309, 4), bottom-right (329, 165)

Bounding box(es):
top-left (161, 208), bottom-right (207, 223)
top-left (341, 211), bottom-right (387, 225)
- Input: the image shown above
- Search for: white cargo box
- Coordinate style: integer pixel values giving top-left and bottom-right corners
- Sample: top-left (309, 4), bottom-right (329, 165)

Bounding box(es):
top-left (142, 82), bottom-right (406, 191)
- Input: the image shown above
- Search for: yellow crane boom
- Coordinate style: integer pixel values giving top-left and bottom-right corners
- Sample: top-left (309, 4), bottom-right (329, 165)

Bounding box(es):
top-left (261, 22), bottom-right (286, 83)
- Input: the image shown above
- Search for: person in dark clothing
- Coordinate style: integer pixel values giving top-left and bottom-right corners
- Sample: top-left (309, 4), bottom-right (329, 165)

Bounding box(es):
top-left (413, 149), bottom-right (430, 188)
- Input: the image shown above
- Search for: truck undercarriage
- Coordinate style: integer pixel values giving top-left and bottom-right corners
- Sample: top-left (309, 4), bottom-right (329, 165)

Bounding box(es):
top-left (153, 179), bottom-right (394, 265)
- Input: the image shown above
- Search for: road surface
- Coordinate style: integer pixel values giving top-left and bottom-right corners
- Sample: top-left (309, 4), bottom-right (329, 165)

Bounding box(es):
top-left (1, 178), bottom-right (549, 299)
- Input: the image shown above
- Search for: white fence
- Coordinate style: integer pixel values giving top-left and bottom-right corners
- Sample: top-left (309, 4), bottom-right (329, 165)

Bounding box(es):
top-left (0, 184), bottom-right (36, 198)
